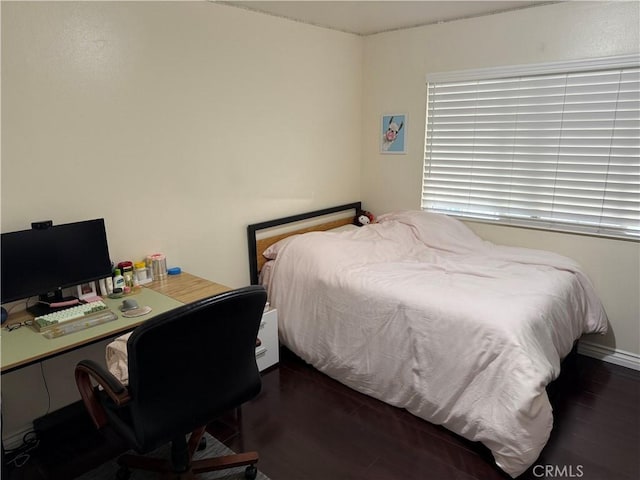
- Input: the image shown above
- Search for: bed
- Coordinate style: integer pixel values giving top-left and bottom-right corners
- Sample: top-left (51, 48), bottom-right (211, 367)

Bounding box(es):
top-left (246, 203), bottom-right (608, 477)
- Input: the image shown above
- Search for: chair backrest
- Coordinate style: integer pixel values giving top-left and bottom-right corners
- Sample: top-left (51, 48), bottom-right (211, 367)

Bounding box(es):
top-left (124, 285), bottom-right (266, 449)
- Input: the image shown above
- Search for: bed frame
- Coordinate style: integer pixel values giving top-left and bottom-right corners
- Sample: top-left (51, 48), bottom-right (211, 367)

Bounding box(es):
top-left (246, 202), bottom-right (361, 285)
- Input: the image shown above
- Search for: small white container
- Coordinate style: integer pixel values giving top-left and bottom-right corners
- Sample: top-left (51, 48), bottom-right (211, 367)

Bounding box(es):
top-left (134, 261), bottom-right (152, 285)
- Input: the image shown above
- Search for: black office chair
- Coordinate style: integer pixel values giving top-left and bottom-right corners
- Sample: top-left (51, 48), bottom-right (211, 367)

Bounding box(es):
top-left (75, 286), bottom-right (267, 480)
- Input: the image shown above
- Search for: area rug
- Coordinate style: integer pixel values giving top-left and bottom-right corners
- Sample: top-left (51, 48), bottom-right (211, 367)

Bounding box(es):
top-left (74, 433), bottom-right (271, 480)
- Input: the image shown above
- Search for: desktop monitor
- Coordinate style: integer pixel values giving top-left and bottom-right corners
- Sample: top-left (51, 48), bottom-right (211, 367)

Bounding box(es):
top-left (1, 218), bottom-right (112, 314)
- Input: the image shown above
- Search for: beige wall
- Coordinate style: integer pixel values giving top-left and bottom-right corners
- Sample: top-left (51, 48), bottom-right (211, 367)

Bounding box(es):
top-left (361, 1), bottom-right (640, 356)
top-left (1, 1), bottom-right (363, 289)
top-left (1, 1), bottom-right (362, 443)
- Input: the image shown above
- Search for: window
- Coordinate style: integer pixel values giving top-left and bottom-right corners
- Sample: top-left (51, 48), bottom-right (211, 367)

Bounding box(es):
top-left (423, 55), bottom-right (640, 240)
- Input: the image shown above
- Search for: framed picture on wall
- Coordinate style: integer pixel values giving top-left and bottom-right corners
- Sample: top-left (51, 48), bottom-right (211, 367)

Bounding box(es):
top-left (380, 114), bottom-right (407, 154)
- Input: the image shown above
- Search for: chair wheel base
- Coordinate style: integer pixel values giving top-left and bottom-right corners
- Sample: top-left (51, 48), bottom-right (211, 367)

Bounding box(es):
top-left (197, 437), bottom-right (207, 451)
top-left (116, 465), bottom-right (131, 480)
top-left (245, 464), bottom-right (258, 480)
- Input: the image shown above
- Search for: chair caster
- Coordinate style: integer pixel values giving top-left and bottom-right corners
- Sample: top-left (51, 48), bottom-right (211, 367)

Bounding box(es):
top-left (115, 465), bottom-right (131, 480)
top-left (245, 464), bottom-right (258, 479)
top-left (197, 436), bottom-right (207, 451)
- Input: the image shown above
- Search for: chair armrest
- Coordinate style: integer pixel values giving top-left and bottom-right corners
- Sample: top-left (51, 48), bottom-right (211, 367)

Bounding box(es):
top-left (75, 359), bottom-right (131, 429)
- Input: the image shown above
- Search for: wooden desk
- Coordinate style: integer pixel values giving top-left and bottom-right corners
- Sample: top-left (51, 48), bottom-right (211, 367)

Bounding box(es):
top-left (145, 272), bottom-right (230, 304)
top-left (1, 273), bottom-right (231, 374)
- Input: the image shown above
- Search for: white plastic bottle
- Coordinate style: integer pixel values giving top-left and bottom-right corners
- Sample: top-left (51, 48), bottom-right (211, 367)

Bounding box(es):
top-left (105, 276), bottom-right (114, 294)
top-left (113, 268), bottom-right (125, 292)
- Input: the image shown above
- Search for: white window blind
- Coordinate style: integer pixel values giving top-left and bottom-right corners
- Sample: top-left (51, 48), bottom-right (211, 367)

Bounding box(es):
top-left (423, 55), bottom-right (640, 240)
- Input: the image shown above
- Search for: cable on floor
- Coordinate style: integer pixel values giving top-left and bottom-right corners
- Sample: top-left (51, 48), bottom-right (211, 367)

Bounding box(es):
top-left (3, 430), bottom-right (40, 470)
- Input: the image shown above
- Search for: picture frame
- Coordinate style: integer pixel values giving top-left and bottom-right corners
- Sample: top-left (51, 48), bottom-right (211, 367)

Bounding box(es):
top-left (77, 281), bottom-right (97, 301)
top-left (380, 113), bottom-right (407, 154)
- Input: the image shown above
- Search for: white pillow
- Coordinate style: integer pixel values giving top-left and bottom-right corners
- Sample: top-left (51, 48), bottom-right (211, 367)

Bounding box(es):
top-left (329, 224), bottom-right (359, 233)
top-left (261, 224), bottom-right (357, 259)
top-left (262, 235), bottom-right (297, 260)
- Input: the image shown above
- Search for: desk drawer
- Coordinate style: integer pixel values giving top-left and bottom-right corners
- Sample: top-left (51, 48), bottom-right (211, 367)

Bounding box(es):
top-left (255, 308), bottom-right (278, 372)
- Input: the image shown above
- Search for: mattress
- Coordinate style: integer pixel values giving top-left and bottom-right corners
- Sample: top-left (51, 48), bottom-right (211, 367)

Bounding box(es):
top-left (265, 210), bottom-right (608, 477)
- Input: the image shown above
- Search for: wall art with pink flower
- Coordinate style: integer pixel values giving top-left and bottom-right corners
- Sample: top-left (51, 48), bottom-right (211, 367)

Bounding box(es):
top-left (380, 114), bottom-right (406, 154)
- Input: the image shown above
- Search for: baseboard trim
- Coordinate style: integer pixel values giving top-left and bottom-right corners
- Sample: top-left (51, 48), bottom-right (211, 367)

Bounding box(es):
top-left (578, 341), bottom-right (640, 371)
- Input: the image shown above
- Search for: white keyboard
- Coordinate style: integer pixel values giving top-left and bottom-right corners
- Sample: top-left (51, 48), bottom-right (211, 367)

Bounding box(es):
top-left (33, 300), bottom-right (109, 325)
top-left (33, 300), bottom-right (118, 338)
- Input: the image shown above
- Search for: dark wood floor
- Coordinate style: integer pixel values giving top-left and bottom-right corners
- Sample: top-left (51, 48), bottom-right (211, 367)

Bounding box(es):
top-left (211, 348), bottom-right (640, 480)
top-left (5, 347), bottom-right (640, 480)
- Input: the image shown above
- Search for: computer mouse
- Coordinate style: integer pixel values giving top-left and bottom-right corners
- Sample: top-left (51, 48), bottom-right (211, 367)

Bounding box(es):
top-left (120, 299), bottom-right (139, 312)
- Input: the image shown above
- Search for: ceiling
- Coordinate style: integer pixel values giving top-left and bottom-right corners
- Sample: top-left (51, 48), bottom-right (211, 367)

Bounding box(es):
top-left (218, 1), bottom-right (554, 36)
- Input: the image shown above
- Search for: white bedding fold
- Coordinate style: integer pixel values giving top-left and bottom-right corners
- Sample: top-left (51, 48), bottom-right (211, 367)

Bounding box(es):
top-left (268, 210), bottom-right (607, 477)
top-left (105, 332), bottom-right (132, 385)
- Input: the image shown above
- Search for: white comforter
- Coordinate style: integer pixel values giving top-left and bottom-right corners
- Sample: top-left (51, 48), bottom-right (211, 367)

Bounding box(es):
top-left (267, 210), bottom-right (608, 477)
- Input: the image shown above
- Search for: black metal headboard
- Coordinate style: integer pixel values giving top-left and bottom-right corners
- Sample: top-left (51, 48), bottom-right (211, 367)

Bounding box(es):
top-left (246, 202), bottom-right (361, 285)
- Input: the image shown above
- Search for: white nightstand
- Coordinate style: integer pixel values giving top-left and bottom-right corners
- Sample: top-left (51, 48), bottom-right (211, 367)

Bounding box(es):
top-left (256, 308), bottom-right (278, 372)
